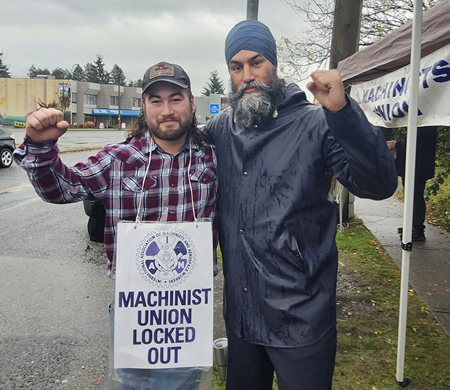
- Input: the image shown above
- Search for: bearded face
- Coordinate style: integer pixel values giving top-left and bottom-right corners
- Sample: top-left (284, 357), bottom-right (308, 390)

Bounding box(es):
top-left (144, 111), bottom-right (192, 142)
top-left (228, 70), bottom-right (285, 128)
top-left (142, 83), bottom-right (194, 143)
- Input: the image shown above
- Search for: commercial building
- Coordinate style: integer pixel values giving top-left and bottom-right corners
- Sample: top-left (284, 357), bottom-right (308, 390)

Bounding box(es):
top-left (194, 94), bottom-right (229, 124)
top-left (71, 81), bottom-right (141, 128)
top-left (0, 77), bottom-right (228, 127)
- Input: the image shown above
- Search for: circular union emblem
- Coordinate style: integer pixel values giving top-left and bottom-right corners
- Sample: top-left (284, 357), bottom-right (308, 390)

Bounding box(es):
top-left (136, 227), bottom-right (196, 288)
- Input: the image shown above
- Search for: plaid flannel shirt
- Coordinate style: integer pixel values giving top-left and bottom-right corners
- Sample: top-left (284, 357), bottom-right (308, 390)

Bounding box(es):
top-left (14, 132), bottom-right (218, 277)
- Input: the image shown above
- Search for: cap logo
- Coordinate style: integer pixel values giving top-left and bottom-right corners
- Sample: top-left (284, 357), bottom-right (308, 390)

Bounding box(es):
top-left (149, 63), bottom-right (175, 80)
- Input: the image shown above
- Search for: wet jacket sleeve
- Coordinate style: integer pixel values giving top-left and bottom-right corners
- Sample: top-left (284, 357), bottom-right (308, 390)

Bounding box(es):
top-left (323, 98), bottom-right (398, 200)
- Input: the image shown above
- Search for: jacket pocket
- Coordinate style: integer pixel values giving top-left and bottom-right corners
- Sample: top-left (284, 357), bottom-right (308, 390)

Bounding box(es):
top-left (283, 218), bottom-right (306, 271)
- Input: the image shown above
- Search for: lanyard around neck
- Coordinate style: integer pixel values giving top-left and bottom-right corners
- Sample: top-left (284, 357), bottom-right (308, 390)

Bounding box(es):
top-left (134, 136), bottom-right (198, 228)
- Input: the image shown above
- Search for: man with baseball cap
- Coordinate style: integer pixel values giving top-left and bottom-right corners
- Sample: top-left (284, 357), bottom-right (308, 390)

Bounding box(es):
top-left (203, 20), bottom-right (398, 390)
top-left (15, 62), bottom-right (218, 389)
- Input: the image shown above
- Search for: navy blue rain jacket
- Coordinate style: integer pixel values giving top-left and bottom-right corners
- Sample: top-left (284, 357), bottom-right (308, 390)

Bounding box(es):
top-left (204, 82), bottom-right (397, 347)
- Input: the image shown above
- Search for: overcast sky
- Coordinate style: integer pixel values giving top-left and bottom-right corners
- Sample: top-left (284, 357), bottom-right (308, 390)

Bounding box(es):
top-left (1, 0), bottom-right (314, 98)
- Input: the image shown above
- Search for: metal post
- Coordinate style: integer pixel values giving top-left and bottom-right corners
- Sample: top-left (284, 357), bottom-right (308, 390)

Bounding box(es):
top-left (246, 0), bottom-right (259, 20)
top-left (118, 77), bottom-right (121, 129)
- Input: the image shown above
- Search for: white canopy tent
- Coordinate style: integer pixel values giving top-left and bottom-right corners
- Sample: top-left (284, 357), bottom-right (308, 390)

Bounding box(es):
top-left (337, 1), bottom-right (450, 387)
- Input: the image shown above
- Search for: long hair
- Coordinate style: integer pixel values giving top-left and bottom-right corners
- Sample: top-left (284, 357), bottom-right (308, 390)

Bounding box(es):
top-left (126, 91), bottom-right (205, 148)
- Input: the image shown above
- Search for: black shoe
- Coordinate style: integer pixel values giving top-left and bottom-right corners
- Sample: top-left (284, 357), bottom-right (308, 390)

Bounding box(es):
top-left (399, 228), bottom-right (426, 241)
top-left (412, 229), bottom-right (426, 241)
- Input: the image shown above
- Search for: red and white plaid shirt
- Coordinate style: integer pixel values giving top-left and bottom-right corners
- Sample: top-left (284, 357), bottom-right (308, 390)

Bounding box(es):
top-left (14, 132), bottom-right (218, 277)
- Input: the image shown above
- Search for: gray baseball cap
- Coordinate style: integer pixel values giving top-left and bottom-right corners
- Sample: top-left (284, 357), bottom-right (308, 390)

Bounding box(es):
top-left (142, 62), bottom-right (191, 94)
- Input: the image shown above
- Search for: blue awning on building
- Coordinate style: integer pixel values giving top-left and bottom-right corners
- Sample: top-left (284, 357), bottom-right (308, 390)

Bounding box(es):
top-left (92, 109), bottom-right (139, 117)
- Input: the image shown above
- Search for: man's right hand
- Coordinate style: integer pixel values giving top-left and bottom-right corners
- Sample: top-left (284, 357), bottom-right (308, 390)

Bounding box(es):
top-left (386, 140), bottom-right (396, 150)
top-left (26, 108), bottom-right (69, 142)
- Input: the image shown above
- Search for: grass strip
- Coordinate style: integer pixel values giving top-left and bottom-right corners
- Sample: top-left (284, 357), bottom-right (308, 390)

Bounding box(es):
top-left (213, 219), bottom-right (450, 389)
top-left (334, 219), bottom-right (450, 389)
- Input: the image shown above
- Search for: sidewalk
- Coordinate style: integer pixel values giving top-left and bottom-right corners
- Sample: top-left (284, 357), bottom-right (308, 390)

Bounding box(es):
top-left (354, 195), bottom-right (450, 337)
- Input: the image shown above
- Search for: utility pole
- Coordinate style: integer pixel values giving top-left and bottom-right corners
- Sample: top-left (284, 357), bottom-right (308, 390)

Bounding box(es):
top-left (329, 0), bottom-right (362, 77)
top-left (329, 0), bottom-right (363, 222)
top-left (246, 0), bottom-right (259, 20)
top-left (117, 74), bottom-right (121, 130)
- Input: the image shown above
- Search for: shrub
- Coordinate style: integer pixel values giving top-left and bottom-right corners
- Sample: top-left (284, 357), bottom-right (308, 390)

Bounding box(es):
top-left (78, 123), bottom-right (84, 128)
top-left (84, 121), bottom-right (95, 128)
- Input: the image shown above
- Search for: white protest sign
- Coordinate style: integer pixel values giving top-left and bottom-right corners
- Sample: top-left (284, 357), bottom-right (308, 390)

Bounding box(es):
top-left (114, 221), bottom-right (213, 369)
top-left (350, 43), bottom-right (450, 127)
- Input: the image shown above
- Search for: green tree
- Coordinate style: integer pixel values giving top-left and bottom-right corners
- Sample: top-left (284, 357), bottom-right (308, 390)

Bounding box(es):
top-left (83, 55), bottom-right (109, 83)
top-left (35, 67), bottom-right (51, 76)
top-left (27, 65), bottom-right (50, 78)
top-left (0, 53), bottom-right (11, 78)
top-left (94, 54), bottom-right (110, 84)
top-left (51, 67), bottom-right (67, 79)
top-left (72, 64), bottom-right (85, 81)
top-left (27, 64), bottom-right (37, 78)
top-left (84, 62), bottom-right (97, 83)
top-left (128, 79), bottom-right (143, 88)
top-left (425, 126), bottom-right (450, 200)
top-left (279, 0), bottom-right (440, 80)
top-left (110, 63), bottom-right (126, 86)
top-left (202, 70), bottom-right (225, 96)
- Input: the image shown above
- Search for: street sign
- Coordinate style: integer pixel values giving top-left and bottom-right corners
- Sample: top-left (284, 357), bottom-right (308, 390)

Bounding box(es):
top-left (209, 104), bottom-right (220, 114)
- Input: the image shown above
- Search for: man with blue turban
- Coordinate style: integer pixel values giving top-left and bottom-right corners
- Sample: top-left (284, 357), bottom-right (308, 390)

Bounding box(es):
top-left (204, 20), bottom-right (398, 390)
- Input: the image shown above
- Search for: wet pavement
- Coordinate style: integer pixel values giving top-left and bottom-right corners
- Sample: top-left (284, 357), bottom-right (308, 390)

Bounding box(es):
top-left (354, 194), bottom-right (450, 338)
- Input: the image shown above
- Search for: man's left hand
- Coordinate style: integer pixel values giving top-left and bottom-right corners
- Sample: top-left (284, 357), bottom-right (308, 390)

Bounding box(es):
top-left (307, 70), bottom-right (347, 113)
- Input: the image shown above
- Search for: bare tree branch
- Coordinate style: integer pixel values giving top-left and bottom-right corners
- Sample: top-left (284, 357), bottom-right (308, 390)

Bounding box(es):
top-left (279, 0), bottom-right (440, 81)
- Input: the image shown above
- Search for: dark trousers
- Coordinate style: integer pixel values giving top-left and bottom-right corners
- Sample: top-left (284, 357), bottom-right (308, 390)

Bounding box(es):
top-left (402, 177), bottom-right (427, 233)
top-left (225, 325), bottom-right (337, 390)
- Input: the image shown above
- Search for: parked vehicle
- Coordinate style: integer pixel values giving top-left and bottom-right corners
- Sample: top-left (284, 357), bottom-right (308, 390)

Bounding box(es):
top-left (0, 125), bottom-right (16, 168)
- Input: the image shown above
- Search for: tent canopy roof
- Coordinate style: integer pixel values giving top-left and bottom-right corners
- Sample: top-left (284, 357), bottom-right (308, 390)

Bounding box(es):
top-left (337, 1), bottom-right (450, 83)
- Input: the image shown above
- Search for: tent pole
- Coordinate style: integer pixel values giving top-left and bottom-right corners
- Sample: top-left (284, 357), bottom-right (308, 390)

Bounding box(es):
top-left (396, 0), bottom-right (423, 387)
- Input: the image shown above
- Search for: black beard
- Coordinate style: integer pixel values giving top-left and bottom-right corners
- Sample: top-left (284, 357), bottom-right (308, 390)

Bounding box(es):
top-left (228, 72), bottom-right (285, 128)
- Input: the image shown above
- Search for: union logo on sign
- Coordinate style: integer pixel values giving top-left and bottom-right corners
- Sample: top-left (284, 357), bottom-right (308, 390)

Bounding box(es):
top-left (136, 227), bottom-right (196, 288)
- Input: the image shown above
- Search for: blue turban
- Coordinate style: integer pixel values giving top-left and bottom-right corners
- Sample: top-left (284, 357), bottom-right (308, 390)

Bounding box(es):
top-left (225, 20), bottom-right (277, 68)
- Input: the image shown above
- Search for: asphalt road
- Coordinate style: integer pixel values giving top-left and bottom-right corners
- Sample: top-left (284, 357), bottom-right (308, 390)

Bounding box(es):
top-left (1, 150), bottom-right (114, 389)
top-left (0, 132), bottom-right (226, 389)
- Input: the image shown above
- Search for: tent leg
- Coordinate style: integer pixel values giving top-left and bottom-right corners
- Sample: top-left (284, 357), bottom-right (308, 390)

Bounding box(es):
top-left (396, 378), bottom-right (411, 388)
